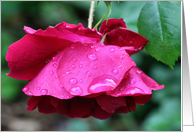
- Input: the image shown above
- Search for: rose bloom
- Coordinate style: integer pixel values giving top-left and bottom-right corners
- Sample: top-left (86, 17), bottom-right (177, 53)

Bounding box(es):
top-left (6, 18), bottom-right (164, 119)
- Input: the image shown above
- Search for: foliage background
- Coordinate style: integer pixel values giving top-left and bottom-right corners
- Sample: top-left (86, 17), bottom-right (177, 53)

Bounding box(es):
top-left (1, 1), bottom-right (181, 131)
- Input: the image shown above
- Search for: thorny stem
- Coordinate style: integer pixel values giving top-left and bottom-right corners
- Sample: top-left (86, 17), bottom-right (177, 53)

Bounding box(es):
top-left (88, 1), bottom-right (95, 29)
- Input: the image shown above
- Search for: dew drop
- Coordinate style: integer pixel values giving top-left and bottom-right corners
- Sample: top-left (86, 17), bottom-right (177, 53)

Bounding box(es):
top-left (36, 86), bottom-right (40, 90)
top-left (59, 83), bottom-right (64, 88)
top-left (95, 47), bottom-right (100, 52)
top-left (118, 36), bottom-right (124, 41)
top-left (73, 58), bottom-right (77, 62)
top-left (53, 63), bottom-right (57, 68)
top-left (92, 65), bottom-right (97, 70)
top-left (109, 47), bottom-right (115, 52)
top-left (126, 87), bottom-right (144, 95)
top-left (79, 64), bottom-right (83, 68)
top-left (40, 89), bottom-right (48, 95)
top-left (86, 71), bottom-right (92, 77)
top-left (71, 64), bottom-right (75, 69)
top-left (52, 56), bottom-right (58, 62)
top-left (49, 70), bottom-right (54, 75)
top-left (70, 44), bottom-right (76, 49)
top-left (131, 78), bottom-right (136, 84)
top-left (66, 70), bottom-right (72, 75)
top-left (88, 53), bottom-right (98, 61)
top-left (136, 70), bottom-right (142, 74)
top-left (112, 69), bottom-right (119, 75)
top-left (119, 87), bottom-right (124, 91)
top-left (79, 79), bottom-right (83, 83)
top-left (69, 86), bottom-right (83, 95)
top-left (22, 87), bottom-right (29, 92)
top-left (69, 78), bottom-right (78, 85)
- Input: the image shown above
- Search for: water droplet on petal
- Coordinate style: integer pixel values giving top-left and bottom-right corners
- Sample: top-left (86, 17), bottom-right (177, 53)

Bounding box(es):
top-left (52, 56), bottom-right (58, 62)
top-left (36, 87), bottom-right (40, 90)
top-left (88, 54), bottom-right (98, 61)
top-left (71, 64), bottom-right (75, 69)
top-left (95, 48), bottom-right (100, 52)
top-left (22, 87), bottom-right (29, 92)
top-left (131, 78), bottom-right (136, 84)
top-left (66, 70), bottom-right (72, 75)
top-left (40, 89), bottom-right (48, 95)
top-left (49, 70), bottom-right (54, 75)
top-left (92, 66), bottom-right (97, 70)
top-left (88, 75), bottom-right (118, 93)
top-left (69, 78), bottom-right (78, 85)
top-left (73, 58), bottom-right (77, 62)
top-left (109, 47), bottom-right (115, 52)
top-left (79, 64), bottom-right (83, 68)
top-left (136, 70), bottom-right (142, 74)
top-left (119, 87), bottom-right (124, 91)
top-left (53, 63), bottom-right (57, 68)
top-left (118, 36), bottom-right (124, 41)
top-left (86, 71), bottom-right (92, 77)
top-left (70, 44), bottom-right (76, 49)
top-left (59, 83), bottom-right (64, 88)
top-left (129, 40), bottom-right (133, 44)
top-left (112, 69), bottom-right (119, 75)
top-left (69, 86), bottom-right (83, 95)
top-left (126, 87), bottom-right (144, 95)
top-left (79, 79), bottom-right (83, 83)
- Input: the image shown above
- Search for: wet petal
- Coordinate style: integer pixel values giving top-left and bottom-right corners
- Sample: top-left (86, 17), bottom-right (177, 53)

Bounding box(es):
top-left (6, 22), bottom-right (102, 80)
top-left (27, 96), bottom-right (42, 111)
top-left (104, 29), bottom-right (149, 56)
top-left (99, 18), bottom-right (127, 35)
top-left (57, 44), bottom-right (136, 96)
top-left (106, 66), bottom-right (164, 97)
top-left (95, 94), bottom-right (127, 113)
top-left (23, 49), bottom-right (74, 100)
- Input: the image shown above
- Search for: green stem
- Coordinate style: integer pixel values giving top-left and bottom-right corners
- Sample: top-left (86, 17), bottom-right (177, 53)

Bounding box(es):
top-left (88, 1), bottom-right (95, 29)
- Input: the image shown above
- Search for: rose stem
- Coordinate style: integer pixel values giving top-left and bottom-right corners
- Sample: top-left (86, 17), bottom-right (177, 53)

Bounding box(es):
top-left (88, 1), bottom-right (95, 29)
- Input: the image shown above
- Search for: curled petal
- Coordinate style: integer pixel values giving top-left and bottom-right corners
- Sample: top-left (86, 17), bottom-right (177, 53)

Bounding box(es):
top-left (99, 18), bottom-right (127, 35)
top-left (56, 44), bottom-right (136, 96)
top-left (6, 22), bottom-right (102, 80)
top-left (92, 104), bottom-right (113, 119)
top-left (95, 94), bottom-right (127, 113)
top-left (104, 29), bottom-right (149, 56)
top-left (106, 66), bottom-right (165, 97)
top-left (23, 49), bottom-right (74, 100)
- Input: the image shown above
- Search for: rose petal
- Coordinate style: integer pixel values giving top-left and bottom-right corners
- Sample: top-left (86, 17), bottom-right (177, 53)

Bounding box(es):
top-left (27, 96), bottom-right (42, 111)
top-left (92, 104), bottom-right (113, 119)
top-left (23, 49), bottom-right (74, 99)
top-left (133, 95), bottom-right (152, 105)
top-left (106, 66), bottom-right (164, 97)
top-left (27, 22), bottom-right (102, 44)
top-left (6, 22), bottom-right (102, 80)
top-left (104, 29), bottom-right (149, 56)
top-left (37, 96), bottom-right (57, 114)
top-left (95, 94), bottom-right (127, 113)
top-left (126, 96), bottom-right (137, 111)
top-left (57, 44), bottom-right (136, 96)
top-left (99, 18), bottom-right (127, 35)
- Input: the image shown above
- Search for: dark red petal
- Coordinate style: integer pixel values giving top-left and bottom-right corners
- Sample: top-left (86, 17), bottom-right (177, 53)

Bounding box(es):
top-left (99, 18), bottom-right (127, 35)
top-left (57, 44), bottom-right (135, 96)
top-left (104, 29), bottom-right (149, 56)
top-left (27, 96), bottom-right (42, 111)
top-left (115, 106), bottom-right (128, 113)
top-left (37, 96), bottom-right (57, 114)
top-left (23, 49), bottom-right (74, 100)
top-left (133, 94), bottom-right (152, 105)
top-left (92, 104), bottom-right (113, 119)
top-left (50, 97), bottom-right (68, 115)
top-left (126, 96), bottom-right (137, 111)
top-left (106, 66), bottom-right (164, 97)
top-left (95, 94), bottom-right (127, 113)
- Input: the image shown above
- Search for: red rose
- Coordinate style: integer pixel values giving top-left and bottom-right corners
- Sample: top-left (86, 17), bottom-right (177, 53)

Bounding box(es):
top-left (6, 18), bottom-right (164, 119)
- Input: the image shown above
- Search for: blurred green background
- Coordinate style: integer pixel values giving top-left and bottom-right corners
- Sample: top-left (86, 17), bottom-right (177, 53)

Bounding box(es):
top-left (1, 1), bottom-right (181, 131)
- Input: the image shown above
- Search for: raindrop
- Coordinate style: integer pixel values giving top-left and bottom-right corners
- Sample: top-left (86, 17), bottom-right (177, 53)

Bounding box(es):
top-left (119, 87), bottom-right (124, 91)
top-left (131, 78), bottom-right (136, 84)
top-left (88, 54), bottom-right (98, 61)
top-left (52, 56), bottom-right (58, 62)
top-left (22, 87), bottom-right (29, 92)
top-left (69, 78), bottom-right (78, 85)
top-left (136, 70), bottom-right (142, 74)
top-left (69, 86), bottom-right (83, 95)
top-left (86, 71), bottom-right (92, 77)
top-left (40, 89), bottom-right (48, 95)
top-left (71, 64), bottom-right (75, 69)
top-left (66, 70), bottom-right (72, 75)
top-left (59, 83), bottom-right (64, 88)
top-left (79, 64), bottom-right (83, 68)
top-left (70, 44), bottom-right (76, 49)
top-left (126, 87), bottom-right (144, 95)
top-left (53, 63), bottom-right (57, 68)
top-left (49, 70), bottom-right (54, 75)
top-left (109, 47), bottom-right (115, 52)
top-left (95, 48), bottom-right (100, 52)
top-left (118, 36), bottom-right (124, 41)
top-left (92, 65), bottom-right (97, 70)
top-left (112, 69), bottom-right (119, 75)
top-left (73, 58), bottom-right (77, 62)
top-left (79, 79), bottom-right (83, 83)
top-left (36, 87), bottom-right (40, 90)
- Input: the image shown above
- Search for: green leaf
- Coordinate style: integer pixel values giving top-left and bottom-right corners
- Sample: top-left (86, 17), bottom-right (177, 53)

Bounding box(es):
top-left (137, 1), bottom-right (181, 69)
